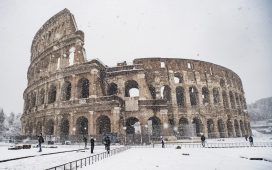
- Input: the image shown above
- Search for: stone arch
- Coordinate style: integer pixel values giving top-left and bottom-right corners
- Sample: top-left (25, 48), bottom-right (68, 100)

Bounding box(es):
top-left (192, 117), bottom-right (204, 136)
top-left (174, 72), bottom-right (183, 84)
top-left (178, 117), bottom-right (189, 137)
top-left (176, 86), bottom-right (185, 108)
top-left (213, 88), bottom-right (220, 104)
top-left (78, 78), bottom-right (89, 98)
top-left (148, 85), bottom-right (156, 99)
top-left (161, 85), bottom-right (171, 102)
top-left (227, 119), bottom-right (234, 137)
top-left (48, 84), bottom-right (57, 104)
top-left (234, 119), bottom-right (241, 137)
top-left (202, 87), bottom-right (210, 105)
top-left (36, 121), bottom-right (42, 135)
top-left (60, 118), bottom-right (69, 140)
top-left (76, 116), bottom-right (88, 135)
top-left (107, 83), bottom-right (118, 96)
top-left (96, 115), bottom-right (111, 134)
top-left (148, 116), bottom-right (162, 137)
top-left (240, 120), bottom-right (245, 136)
top-left (62, 81), bottom-right (72, 101)
top-left (189, 86), bottom-right (198, 106)
top-left (222, 91), bottom-right (229, 109)
top-left (45, 119), bottom-right (54, 135)
top-left (229, 91), bottom-right (235, 109)
top-left (217, 119), bottom-right (226, 138)
top-left (38, 88), bottom-right (45, 105)
top-left (125, 117), bottom-right (140, 134)
top-left (125, 80), bottom-right (139, 97)
top-left (220, 79), bottom-right (226, 88)
top-left (207, 119), bottom-right (215, 138)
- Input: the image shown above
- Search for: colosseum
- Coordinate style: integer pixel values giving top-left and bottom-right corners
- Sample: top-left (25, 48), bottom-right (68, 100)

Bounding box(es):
top-left (21, 9), bottom-right (251, 143)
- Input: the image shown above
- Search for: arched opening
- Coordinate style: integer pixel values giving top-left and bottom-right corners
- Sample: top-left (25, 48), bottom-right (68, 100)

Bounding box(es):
top-left (36, 122), bottom-right (42, 135)
top-left (31, 92), bottom-right (36, 108)
top-left (174, 72), bottom-right (183, 84)
top-left (222, 91), bottom-right (229, 109)
top-left (189, 86), bottom-right (198, 106)
top-left (220, 79), bottom-right (226, 88)
top-left (62, 81), bottom-right (71, 101)
top-left (125, 80), bottom-right (139, 97)
top-left (234, 119), bottom-right (241, 137)
top-left (240, 120), bottom-right (245, 136)
top-left (45, 119), bottom-right (54, 135)
top-left (235, 93), bottom-right (240, 108)
top-left (78, 78), bottom-right (89, 98)
top-left (96, 115), bottom-right (111, 134)
top-left (192, 117), bottom-right (203, 137)
top-left (176, 86), bottom-right (185, 108)
top-left (107, 83), bottom-right (118, 96)
top-left (161, 85), bottom-right (171, 102)
top-left (229, 91), bottom-right (235, 109)
top-left (48, 84), bottom-right (57, 104)
top-left (227, 119), bottom-right (234, 137)
top-left (202, 87), bottom-right (210, 105)
top-left (213, 88), bottom-right (220, 104)
top-left (148, 116), bottom-right (162, 137)
top-left (38, 89), bottom-right (45, 105)
top-left (125, 117), bottom-right (140, 134)
top-left (148, 85), bottom-right (156, 99)
top-left (178, 117), bottom-right (189, 137)
top-left (60, 118), bottom-right (69, 140)
top-left (76, 116), bottom-right (88, 135)
top-left (207, 119), bottom-right (215, 138)
top-left (217, 119), bottom-right (226, 138)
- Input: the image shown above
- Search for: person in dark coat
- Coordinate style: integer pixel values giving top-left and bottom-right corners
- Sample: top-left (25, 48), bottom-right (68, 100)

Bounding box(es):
top-left (201, 134), bottom-right (206, 147)
top-left (249, 136), bottom-right (253, 146)
top-left (245, 135), bottom-right (248, 141)
top-left (83, 136), bottom-right (87, 149)
top-left (104, 136), bottom-right (111, 154)
top-left (90, 137), bottom-right (95, 154)
top-left (161, 137), bottom-right (165, 148)
top-left (38, 133), bottom-right (44, 152)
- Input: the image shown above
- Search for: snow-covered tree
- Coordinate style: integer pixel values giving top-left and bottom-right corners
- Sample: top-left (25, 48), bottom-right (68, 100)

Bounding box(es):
top-left (0, 108), bottom-right (5, 135)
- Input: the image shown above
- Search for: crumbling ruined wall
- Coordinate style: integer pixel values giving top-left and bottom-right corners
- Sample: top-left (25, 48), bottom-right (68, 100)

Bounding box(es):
top-left (21, 9), bottom-right (251, 141)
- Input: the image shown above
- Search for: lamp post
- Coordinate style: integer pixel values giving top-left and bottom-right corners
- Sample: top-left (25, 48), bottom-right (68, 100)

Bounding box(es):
top-left (123, 126), bottom-right (127, 145)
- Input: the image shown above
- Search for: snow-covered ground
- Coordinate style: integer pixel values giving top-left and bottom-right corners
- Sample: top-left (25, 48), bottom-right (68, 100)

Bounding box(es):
top-left (82, 147), bottom-right (272, 170)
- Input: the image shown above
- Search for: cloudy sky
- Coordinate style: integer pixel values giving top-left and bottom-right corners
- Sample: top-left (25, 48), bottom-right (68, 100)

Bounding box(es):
top-left (0, 0), bottom-right (271, 114)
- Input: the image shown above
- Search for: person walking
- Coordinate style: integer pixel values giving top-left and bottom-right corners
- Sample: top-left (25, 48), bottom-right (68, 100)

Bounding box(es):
top-left (83, 136), bottom-right (87, 149)
top-left (38, 133), bottom-right (44, 152)
top-left (104, 136), bottom-right (111, 154)
top-left (201, 134), bottom-right (206, 147)
top-left (245, 135), bottom-right (248, 141)
top-left (90, 137), bottom-right (95, 154)
top-left (161, 136), bottom-right (165, 148)
top-left (249, 136), bottom-right (253, 146)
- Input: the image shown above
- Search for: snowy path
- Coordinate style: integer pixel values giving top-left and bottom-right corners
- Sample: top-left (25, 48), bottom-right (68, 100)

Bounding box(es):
top-left (0, 145), bottom-right (122, 170)
top-left (81, 147), bottom-right (272, 170)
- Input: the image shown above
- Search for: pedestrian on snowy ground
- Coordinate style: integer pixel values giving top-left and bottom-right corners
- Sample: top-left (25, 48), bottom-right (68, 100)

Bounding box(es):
top-left (249, 136), bottom-right (253, 146)
top-left (90, 137), bottom-right (95, 154)
top-left (38, 133), bottom-right (44, 152)
top-left (245, 135), bottom-right (248, 141)
top-left (201, 134), bottom-right (206, 147)
top-left (161, 136), bottom-right (165, 148)
top-left (104, 136), bottom-right (111, 154)
top-left (83, 136), bottom-right (87, 149)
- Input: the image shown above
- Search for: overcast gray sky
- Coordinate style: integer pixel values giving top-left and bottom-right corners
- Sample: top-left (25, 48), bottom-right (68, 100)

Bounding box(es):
top-left (0, 0), bottom-right (271, 114)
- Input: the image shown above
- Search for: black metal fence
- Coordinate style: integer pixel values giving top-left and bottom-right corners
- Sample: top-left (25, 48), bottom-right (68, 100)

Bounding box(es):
top-left (45, 146), bottom-right (130, 170)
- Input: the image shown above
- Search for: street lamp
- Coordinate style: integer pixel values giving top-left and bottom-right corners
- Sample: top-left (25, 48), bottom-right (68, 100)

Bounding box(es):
top-left (123, 126), bottom-right (127, 145)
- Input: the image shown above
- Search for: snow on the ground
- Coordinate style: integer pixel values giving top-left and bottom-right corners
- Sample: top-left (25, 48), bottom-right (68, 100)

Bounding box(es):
top-left (0, 144), bottom-right (121, 170)
top-left (82, 147), bottom-right (272, 170)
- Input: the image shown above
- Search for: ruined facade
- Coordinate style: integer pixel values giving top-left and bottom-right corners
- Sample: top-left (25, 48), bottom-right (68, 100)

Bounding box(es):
top-left (21, 9), bottom-right (251, 142)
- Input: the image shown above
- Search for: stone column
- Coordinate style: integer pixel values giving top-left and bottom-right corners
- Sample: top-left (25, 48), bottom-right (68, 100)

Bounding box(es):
top-left (89, 111), bottom-right (95, 135)
top-left (112, 107), bottom-right (121, 133)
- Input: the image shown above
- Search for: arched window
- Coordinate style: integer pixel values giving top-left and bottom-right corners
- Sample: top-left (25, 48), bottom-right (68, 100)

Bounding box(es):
top-left (31, 92), bottom-right (36, 108)
top-left (148, 116), bottom-right (161, 137)
top-left (125, 117), bottom-right (140, 134)
top-left (207, 119), bottom-right (215, 138)
top-left (235, 93), bottom-right (240, 108)
top-left (107, 83), bottom-right (118, 96)
top-left (192, 117), bottom-right (203, 136)
top-left (78, 78), bottom-right (89, 98)
top-left (213, 88), bottom-right (220, 104)
top-left (222, 91), bottom-right (229, 109)
top-left (229, 91), bottom-right (235, 109)
top-left (161, 85), bottom-right (171, 102)
top-left (48, 84), bottom-right (57, 104)
top-left (217, 119), bottom-right (226, 138)
top-left (60, 118), bottom-right (69, 140)
top-left (189, 86), bottom-right (198, 106)
top-left (45, 119), bottom-right (54, 135)
top-left (62, 81), bottom-right (71, 101)
top-left (174, 72), bottom-right (183, 84)
top-left (149, 85), bottom-right (156, 99)
top-left (125, 80), bottom-right (139, 97)
top-left (96, 115), bottom-right (111, 134)
top-left (176, 87), bottom-right (185, 108)
top-left (202, 87), bottom-right (210, 105)
top-left (39, 89), bottom-right (45, 105)
top-left (76, 116), bottom-right (88, 135)
top-left (178, 117), bottom-right (189, 137)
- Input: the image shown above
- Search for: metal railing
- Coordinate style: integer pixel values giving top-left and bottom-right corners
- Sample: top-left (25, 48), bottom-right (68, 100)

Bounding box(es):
top-left (45, 146), bottom-right (130, 170)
